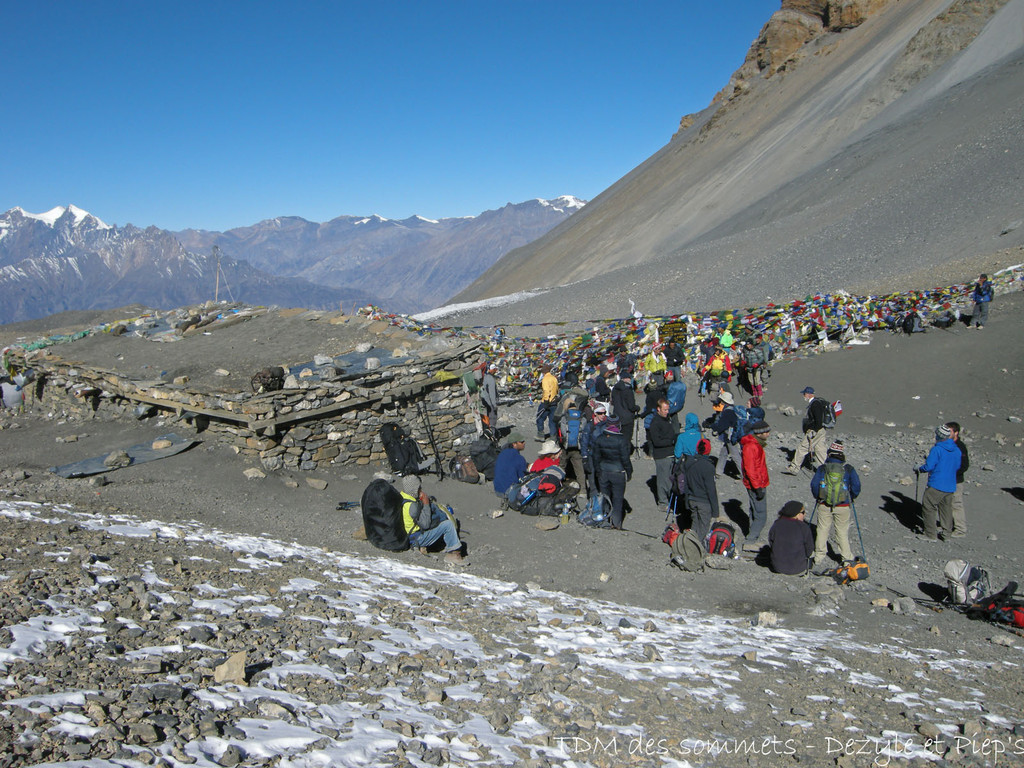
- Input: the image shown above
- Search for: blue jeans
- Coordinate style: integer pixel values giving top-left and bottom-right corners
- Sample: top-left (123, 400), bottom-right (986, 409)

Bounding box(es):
top-left (408, 507), bottom-right (461, 552)
top-left (536, 401), bottom-right (557, 436)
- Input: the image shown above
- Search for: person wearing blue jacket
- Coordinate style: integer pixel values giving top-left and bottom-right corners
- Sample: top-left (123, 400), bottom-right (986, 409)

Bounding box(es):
top-left (674, 412), bottom-right (702, 458)
top-left (970, 273), bottom-right (994, 329)
top-left (917, 424), bottom-right (962, 540)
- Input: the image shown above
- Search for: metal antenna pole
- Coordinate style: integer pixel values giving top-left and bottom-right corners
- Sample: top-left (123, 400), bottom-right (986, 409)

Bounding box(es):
top-left (213, 245), bottom-right (221, 303)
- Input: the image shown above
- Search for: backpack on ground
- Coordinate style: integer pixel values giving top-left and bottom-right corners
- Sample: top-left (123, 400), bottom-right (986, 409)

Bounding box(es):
top-left (379, 423), bottom-right (426, 476)
top-left (359, 479), bottom-right (409, 552)
top-left (816, 463), bottom-right (850, 507)
top-left (559, 406), bottom-right (584, 449)
top-left (964, 581), bottom-right (1024, 628)
top-left (944, 559), bottom-right (991, 606)
top-left (705, 521), bottom-right (736, 557)
top-left (468, 433), bottom-right (501, 481)
top-left (579, 494), bottom-right (613, 528)
top-left (669, 528), bottom-right (705, 572)
top-left (448, 456), bottom-right (480, 484)
top-left (504, 468), bottom-right (566, 513)
top-left (832, 557), bottom-right (870, 585)
top-left (251, 366), bottom-right (286, 393)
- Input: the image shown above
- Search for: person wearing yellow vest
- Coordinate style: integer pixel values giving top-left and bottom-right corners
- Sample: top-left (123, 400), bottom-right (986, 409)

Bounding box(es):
top-left (644, 345), bottom-right (668, 387)
top-left (400, 476), bottom-right (468, 566)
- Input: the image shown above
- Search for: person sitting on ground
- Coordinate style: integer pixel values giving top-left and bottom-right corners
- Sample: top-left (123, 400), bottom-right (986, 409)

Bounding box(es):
top-left (809, 440), bottom-right (862, 575)
top-left (674, 412), bottom-right (702, 459)
top-left (683, 438), bottom-right (720, 542)
top-left (400, 475), bottom-right (468, 566)
top-left (530, 439), bottom-right (563, 474)
top-left (768, 501), bottom-right (813, 575)
top-left (493, 431), bottom-right (529, 497)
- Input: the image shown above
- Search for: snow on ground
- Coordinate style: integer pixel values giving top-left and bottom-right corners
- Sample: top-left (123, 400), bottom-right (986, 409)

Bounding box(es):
top-left (0, 500), bottom-right (1008, 767)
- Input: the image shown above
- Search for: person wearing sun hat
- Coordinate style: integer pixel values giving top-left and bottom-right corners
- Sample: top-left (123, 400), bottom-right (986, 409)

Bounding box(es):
top-left (768, 501), bottom-right (814, 575)
top-left (530, 439), bottom-right (563, 473)
top-left (916, 424), bottom-right (962, 540)
top-left (703, 389), bottom-right (743, 479)
top-left (589, 416), bottom-right (632, 529)
top-left (809, 440), bottom-right (862, 574)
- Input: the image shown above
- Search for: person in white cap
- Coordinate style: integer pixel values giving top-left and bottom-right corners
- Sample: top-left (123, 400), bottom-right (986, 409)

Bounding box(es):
top-left (400, 475), bottom-right (468, 566)
top-left (785, 386), bottom-right (829, 474)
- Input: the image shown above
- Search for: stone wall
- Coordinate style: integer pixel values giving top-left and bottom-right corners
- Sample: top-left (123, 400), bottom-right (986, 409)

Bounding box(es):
top-left (25, 345), bottom-right (483, 473)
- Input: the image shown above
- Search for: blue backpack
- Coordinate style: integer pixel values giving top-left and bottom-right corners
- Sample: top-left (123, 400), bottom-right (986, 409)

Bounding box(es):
top-left (560, 407), bottom-right (583, 449)
top-left (730, 405), bottom-right (765, 444)
top-left (666, 381), bottom-right (687, 415)
top-left (579, 494), bottom-right (613, 528)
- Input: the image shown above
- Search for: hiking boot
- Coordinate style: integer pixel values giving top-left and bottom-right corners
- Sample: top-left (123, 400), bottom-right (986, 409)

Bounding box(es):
top-left (916, 533), bottom-right (939, 542)
top-left (950, 530), bottom-right (967, 538)
top-left (444, 551), bottom-right (469, 567)
top-left (536, 432), bottom-right (545, 441)
top-left (812, 563), bottom-right (833, 576)
top-left (419, 547), bottom-right (430, 556)
top-left (782, 466), bottom-right (798, 476)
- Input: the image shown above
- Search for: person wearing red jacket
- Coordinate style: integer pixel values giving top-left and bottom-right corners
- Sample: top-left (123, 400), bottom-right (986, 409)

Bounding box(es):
top-left (741, 421), bottom-right (772, 548)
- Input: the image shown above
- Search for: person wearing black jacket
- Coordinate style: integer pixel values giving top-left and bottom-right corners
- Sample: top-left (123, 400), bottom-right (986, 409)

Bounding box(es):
top-left (947, 421), bottom-right (969, 537)
top-left (785, 386), bottom-right (829, 474)
top-left (664, 339), bottom-right (685, 384)
top-left (702, 391), bottom-right (742, 478)
top-left (683, 438), bottom-right (720, 541)
top-left (648, 399), bottom-right (679, 514)
top-left (611, 373), bottom-right (640, 448)
top-left (590, 416), bottom-right (633, 529)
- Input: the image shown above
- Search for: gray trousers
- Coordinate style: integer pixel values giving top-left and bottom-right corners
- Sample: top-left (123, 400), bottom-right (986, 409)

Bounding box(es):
top-left (654, 455), bottom-right (674, 508)
top-left (922, 486), bottom-right (954, 538)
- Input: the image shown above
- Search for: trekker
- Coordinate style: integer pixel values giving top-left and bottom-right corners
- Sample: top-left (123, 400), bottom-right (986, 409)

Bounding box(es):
top-left (917, 424), bottom-right (962, 540)
top-left (590, 366), bottom-right (612, 402)
top-left (648, 398), bottom-right (679, 514)
top-left (785, 386), bottom-right (829, 474)
top-left (971, 273), bottom-right (994, 329)
top-left (768, 501), bottom-right (814, 575)
top-left (683, 438), bottom-right (720, 542)
top-left (702, 391), bottom-right (742, 478)
top-left (741, 421), bottom-right (771, 547)
top-left (493, 431), bottom-right (529, 497)
top-left (946, 421), bottom-right (969, 537)
top-left (536, 365), bottom-right (559, 440)
top-left (738, 341), bottom-right (766, 398)
top-left (664, 339), bottom-right (685, 384)
top-left (580, 403), bottom-right (608, 496)
top-left (809, 441), bottom-right (862, 574)
top-left (400, 476), bottom-right (468, 566)
top-left (674, 412), bottom-right (702, 459)
top-left (664, 369), bottom-right (687, 431)
top-left (481, 364), bottom-right (499, 429)
top-left (701, 345), bottom-right (732, 394)
top-left (644, 344), bottom-right (667, 387)
top-left (590, 416), bottom-right (633, 529)
top-left (611, 372), bottom-right (640, 448)
top-left (530, 439), bottom-right (563, 474)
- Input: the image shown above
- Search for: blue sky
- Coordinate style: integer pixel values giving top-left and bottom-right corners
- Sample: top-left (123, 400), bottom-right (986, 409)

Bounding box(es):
top-left (3, 1), bottom-right (779, 232)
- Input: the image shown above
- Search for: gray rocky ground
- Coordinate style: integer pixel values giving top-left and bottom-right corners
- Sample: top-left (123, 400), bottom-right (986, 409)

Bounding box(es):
top-left (0, 290), bottom-right (1022, 767)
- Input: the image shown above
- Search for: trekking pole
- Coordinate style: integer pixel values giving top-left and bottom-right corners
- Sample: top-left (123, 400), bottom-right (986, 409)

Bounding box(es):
top-left (886, 586), bottom-right (944, 613)
top-left (808, 500), bottom-right (819, 526)
top-left (417, 401), bottom-right (445, 481)
top-left (914, 468), bottom-right (920, 504)
top-left (850, 498), bottom-right (866, 560)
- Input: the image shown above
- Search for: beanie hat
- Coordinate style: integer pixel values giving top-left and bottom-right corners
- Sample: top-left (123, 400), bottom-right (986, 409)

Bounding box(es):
top-left (827, 440), bottom-right (845, 458)
top-left (779, 501), bottom-right (805, 518)
top-left (936, 424), bottom-right (952, 440)
top-left (697, 438), bottom-right (712, 455)
top-left (401, 476), bottom-right (420, 495)
top-left (751, 421), bottom-right (771, 435)
top-left (605, 417), bottom-right (621, 434)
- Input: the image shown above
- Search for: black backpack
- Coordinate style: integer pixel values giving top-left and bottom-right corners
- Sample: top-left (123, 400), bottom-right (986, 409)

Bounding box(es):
top-left (379, 423), bottom-right (424, 476)
top-left (359, 479), bottom-right (409, 552)
top-left (468, 433), bottom-right (501, 481)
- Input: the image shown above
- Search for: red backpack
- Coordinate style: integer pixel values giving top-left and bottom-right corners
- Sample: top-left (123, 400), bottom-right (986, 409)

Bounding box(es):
top-left (705, 522), bottom-right (736, 556)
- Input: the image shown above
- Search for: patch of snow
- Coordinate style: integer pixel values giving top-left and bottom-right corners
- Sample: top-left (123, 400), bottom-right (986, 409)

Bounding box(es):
top-left (412, 289), bottom-right (549, 322)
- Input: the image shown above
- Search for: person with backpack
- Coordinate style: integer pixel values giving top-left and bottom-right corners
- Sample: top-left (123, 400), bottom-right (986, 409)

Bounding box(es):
top-left (674, 412), bottom-right (702, 459)
top-left (970, 273), bottom-right (994, 329)
top-left (556, 393), bottom-right (588, 497)
top-left (481, 364), bottom-right (499, 429)
top-left (683, 438), bottom-right (720, 542)
top-left (809, 441), bottom-right (862, 574)
top-left (946, 421), bottom-right (969, 537)
top-left (493, 431), bottom-right (529, 498)
top-left (916, 424), bottom-right (962, 540)
top-left (784, 386), bottom-right (831, 475)
top-left (400, 476), bottom-right (468, 566)
top-left (610, 372), bottom-right (640, 449)
top-left (664, 370), bottom-right (687, 431)
top-left (768, 501), bottom-right (814, 575)
top-left (580, 403), bottom-right (608, 496)
top-left (738, 340), bottom-right (766, 398)
top-left (648, 398), bottom-right (679, 514)
top-left (702, 391), bottom-right (743, 478)
top-left (590, 416), bottom-right (632, 529)
top-left (755, 333), bottom-right (775, 382)
top-left (535, 365), bottom-right (560, 441)
top-left (701, 345), bottom-right (732, 394)
top-left (741, 420), bottom-right (772, 547)
top-left (644, 344), bottom-right (667, 387)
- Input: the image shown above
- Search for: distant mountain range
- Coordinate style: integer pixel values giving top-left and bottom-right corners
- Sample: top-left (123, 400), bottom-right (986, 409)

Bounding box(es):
top-left (0, 197), bottom-right (584, 324)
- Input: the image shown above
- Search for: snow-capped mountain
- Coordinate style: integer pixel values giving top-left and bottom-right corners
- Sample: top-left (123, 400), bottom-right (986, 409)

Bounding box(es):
top-left (0, 197), bottom-right (584, 324)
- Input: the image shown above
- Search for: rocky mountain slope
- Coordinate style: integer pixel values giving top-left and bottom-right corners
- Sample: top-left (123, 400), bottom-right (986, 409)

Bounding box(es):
top-left (454, 0), bottom-right (1024, 322)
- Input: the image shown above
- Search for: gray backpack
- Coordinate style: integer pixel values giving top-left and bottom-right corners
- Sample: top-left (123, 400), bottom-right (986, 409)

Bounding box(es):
top-left (670, 529), bottom-right (705, 572)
